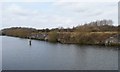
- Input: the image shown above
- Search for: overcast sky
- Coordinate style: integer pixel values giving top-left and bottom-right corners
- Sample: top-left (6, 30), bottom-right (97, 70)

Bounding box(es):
top-left (0, 0), bottom-right (118, 29)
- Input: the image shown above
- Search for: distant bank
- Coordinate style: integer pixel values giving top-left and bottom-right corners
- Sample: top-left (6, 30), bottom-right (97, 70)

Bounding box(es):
top-left (1, 19), bottom-right (120, 46)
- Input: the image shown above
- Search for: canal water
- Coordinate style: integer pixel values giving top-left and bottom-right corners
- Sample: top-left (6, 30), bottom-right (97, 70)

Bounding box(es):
top-left (1, 36), bottom-right (118, 70)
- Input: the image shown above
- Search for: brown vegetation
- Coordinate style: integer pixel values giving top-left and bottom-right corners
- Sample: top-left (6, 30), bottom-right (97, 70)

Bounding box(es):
top-left (1, 19), bottom-right (120, 46)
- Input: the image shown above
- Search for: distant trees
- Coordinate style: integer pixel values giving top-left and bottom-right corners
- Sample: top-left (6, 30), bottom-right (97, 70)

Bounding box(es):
top-left (74, 19), bottom-right (116, 32)
top-left (1, 27), bottom-right (38, 38)
top-left (1, 20), bottom-right (119, 35)
top-left (1, 19), bottom-right (119, 37)
top-left (1, 19), bottom-right (119, 45)
top-left (37, 28), bottom-right (50, 32)
top-left (87, 19), bottom-right (113, 26)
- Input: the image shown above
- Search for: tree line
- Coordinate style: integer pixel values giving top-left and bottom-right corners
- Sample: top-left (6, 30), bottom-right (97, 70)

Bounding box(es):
top-left (1, 19), bottom-right (120, 45)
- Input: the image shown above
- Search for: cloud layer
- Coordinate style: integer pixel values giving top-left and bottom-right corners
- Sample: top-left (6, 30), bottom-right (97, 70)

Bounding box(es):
top-left (1, 2), bottom-right (118, 29)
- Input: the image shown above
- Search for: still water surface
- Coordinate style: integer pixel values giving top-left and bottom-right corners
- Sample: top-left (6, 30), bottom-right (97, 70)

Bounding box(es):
top-left (2, 36), bottom-right (118, 70)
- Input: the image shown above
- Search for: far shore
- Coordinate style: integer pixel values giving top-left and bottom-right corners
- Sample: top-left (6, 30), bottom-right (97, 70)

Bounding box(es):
top-left (1, 20), bottom-right (120, 47)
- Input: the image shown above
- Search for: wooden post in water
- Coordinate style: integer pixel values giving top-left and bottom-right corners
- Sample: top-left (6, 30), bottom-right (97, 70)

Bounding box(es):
top-left (29, 38), bottom-right (32, 46)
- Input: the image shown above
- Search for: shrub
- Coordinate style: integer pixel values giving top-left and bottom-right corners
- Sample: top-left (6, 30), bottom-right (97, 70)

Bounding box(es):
top-left (48, 31), bottom-right (58, 42)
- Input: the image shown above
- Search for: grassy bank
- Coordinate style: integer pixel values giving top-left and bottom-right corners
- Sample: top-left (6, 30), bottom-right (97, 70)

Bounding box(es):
top-left (1, 20), bottom-right (120, 46)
